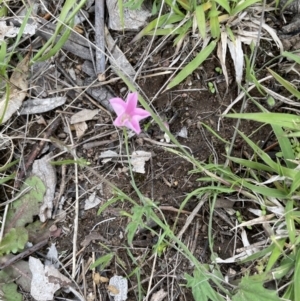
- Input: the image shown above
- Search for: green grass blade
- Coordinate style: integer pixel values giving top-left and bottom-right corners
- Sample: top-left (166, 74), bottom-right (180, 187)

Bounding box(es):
top-left (285, 200), bottom-right (296, 244)
top-left (268, 68), bottom-right (300, 99)
top-left (294, 249), bottom-right (300, 299)
top-left (282, 51), bottom-right (300, 64)
top-left (167, 40), bottom-right (216, 89)
top-left (132, 14), bottom-right (184, 42)
top-left (195, 4), bottom-right (206, 39)
top-left (289, 171), bottom-right (300, 196)
top-left (231, 0), bottom-right (260, 15)
top-left (272, 124), bottom-right (295, 169)
top-left (165, 0), bottom-right (186, 16)
top-left (265, 238), bottom-right (286, 272)
top-left (226, 156), bottom-right (275, 173)
top-left (226, 112), bottom-right (300, 131)
top-left (214, 0), bottom-right (231, 13)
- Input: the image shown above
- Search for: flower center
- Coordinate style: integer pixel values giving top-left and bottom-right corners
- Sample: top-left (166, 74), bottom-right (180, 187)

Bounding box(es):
top-left (121, 113), bottom-right (131, 124)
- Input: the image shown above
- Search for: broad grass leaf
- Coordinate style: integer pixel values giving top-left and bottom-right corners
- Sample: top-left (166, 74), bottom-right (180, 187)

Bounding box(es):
top-left (195, 4), bottom-right (206, 39)
top-left (268, 68), bottom-right (300, 99)
top-left (185, 269), bottom-right (224, 301)
top-left (265, 238), bottom-right (286, 272)
top-left (132, 14), bottom-right (184, 42)
top-left (294, 248), bottom-right (300, 298)
top-left (0, 53), bottom-right (29, 123)
top-left (282, 51), bottom-right (300, 64)
top-left (209, 5), bottom-right (221, 38)
top-left (289, 171), bottom-right (300, 195)
top-left (165, 0), bottom-right (185, 16)
top-left (226, 112), bottom-right (300, 131)
top-left (231, 0), bottom-right (260, 15)
top-left (167, 40), bottom-right (216, 90)
top-left (285, 200), bottom-right (296, 244)
top-left (272, 124), bottom-right (295, 169)
top-left (173, 19), bottom-right (192, 45)
top-left (232, 274), bottom-right (282, 301)
top-left (214, 0), bottom-right (231, 13)
top-left (177, 0), bottom-right (191, 10)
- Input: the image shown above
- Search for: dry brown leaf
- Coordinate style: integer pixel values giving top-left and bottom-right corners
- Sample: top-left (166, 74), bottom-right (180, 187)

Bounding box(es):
top-left (74, 121), bottom-right (88, 138)
top-left (70, 109), bottom-right (99, 124)
top-left (107, 284), bottom-right (120, 295)
top-left (150, 289), bottom-right (168, 301)
top-left (0, 54), bottom-right (30, 123)
top-left (93, 272), bottom-right (108, 285)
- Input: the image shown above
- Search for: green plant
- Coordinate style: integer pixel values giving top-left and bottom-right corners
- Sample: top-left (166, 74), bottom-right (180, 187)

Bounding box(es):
top-left (208, 81), bottom-right (216, 93)
top-left (130, 0), bottom-right (271, 90)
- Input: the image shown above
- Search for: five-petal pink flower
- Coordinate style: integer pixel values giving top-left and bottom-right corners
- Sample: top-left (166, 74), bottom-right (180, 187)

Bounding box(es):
top-left (110, 92), bottom-right (151, 134)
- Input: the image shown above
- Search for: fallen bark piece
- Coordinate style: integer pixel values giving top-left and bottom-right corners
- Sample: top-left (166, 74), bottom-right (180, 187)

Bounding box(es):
top-left (19, 96), bottom-right (67, 115)
top-left (29, 257), bottom-right (72, 301)
top-left (32, 153), bottom-right (57, 222)
top-left (95, 0), bottom-right (106, 80)
top-left (105, 27), bottom-right (136, 77)
top-left (0, 54), bottom-right (30, 123)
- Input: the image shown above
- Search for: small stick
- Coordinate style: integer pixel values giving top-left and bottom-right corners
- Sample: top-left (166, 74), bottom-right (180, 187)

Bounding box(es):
top-left (95, 0), bottom-right (106, 81)
top-left (14, 117), bottom-right (61, 189)
top-left (0, 239), bottom-right (48, 269)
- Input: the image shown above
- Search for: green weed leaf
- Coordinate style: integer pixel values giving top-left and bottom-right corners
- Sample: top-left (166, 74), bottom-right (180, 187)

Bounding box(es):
top-left (167, 40), bottom-right (216, 90)
top-left (5, 176), bottom-right (46, 232)
top-left (0, 227), bottom-right (28, 255)
top-left (232, 274), bottom-right (282, 301)
top-left (90, 252), bottom-right (114, 270)
top-left (126, 205), bottom-right (145, 246)
top-left (185, 269), bottom-right (224, 301)
top-left (0, 271), bottom-right (22, 301)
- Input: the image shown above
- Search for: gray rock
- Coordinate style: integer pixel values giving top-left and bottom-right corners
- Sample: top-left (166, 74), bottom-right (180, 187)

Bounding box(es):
top-left (107, 0), bottom-right (151, 31)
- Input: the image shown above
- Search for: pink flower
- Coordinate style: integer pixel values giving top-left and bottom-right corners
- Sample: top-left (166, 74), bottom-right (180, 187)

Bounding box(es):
top-left (110, 92), bottom-right (151, 134)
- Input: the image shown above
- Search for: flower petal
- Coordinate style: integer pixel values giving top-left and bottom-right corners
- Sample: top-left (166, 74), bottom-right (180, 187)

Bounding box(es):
top-left (110, 98), bottom-right (126, 115)
top-left (133, 108), bottom-right (151, 120)
top-left (125, 92), bottom-right (138, 114)
top-left (125, 118), bottom-right (141, 134)
top-left (113, 114), bottom-right (125, 127)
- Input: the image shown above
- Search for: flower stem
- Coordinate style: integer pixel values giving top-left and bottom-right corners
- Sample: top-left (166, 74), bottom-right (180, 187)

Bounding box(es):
top-left (123, 128), bottom-right (144, 203)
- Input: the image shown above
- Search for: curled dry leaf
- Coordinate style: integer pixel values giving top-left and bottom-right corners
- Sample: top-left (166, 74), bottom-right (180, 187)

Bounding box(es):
top-left (74, 121), bottom-right (88, 138)
top-left (150, 289), bottom-right (168, 301)
top-left (84, 191), bottom-right (102, 210)
top-left (0, 54), bottom-right (30, 123)
top-left (131, 151), bottom-right (151, 174)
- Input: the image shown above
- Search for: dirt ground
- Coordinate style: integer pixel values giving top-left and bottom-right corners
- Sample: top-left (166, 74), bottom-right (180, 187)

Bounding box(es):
top-left (0, 7), bottom-right (288, 301)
